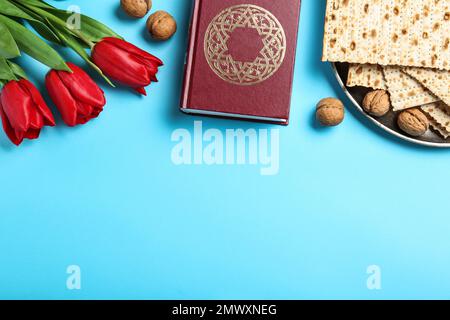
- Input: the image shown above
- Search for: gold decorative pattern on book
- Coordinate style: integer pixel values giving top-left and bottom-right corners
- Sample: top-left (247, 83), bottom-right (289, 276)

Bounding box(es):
top-left (204, 4), bottom-right (286, 85)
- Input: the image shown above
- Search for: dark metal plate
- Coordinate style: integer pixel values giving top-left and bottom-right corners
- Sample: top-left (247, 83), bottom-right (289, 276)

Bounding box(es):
top-left (333, 62), bottom-right (450, 148)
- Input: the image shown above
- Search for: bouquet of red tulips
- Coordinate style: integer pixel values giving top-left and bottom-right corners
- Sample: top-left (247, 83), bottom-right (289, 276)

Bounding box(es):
top-left (0, 0), bottom-right (163, 145)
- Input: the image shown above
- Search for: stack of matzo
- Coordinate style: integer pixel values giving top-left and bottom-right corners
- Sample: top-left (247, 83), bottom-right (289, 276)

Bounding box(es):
top-left (323, 0), bottom-right (450, 138)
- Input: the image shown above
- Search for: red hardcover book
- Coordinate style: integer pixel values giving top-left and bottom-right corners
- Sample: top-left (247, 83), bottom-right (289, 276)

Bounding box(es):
top-left (180, 0), bottom-right (302, 125)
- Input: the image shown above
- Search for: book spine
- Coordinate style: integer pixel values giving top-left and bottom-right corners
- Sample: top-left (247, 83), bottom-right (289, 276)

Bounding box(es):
top-left (285, 0), bottom-right (302, 123)
top-left (180, 0), bottom-right (202, 109)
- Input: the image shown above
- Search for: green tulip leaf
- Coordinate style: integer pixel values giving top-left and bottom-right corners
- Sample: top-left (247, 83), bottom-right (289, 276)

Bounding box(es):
top-left (7, 60), bottom-right (27, 79)
top-left (0, 20), bottom-right (20, 59)
top-left (0, 57), bottom-right (15, 80)
top-left (28, 19), bottom-right (62, 44)
top-left (48, 8), bottom-right (122, 43)
top-left (0, 15), bottom-right (70, 71)
top-left (10, 0), bottom-right (52, 9)
top-left (7, 1), bottom-right (62, 44)
top-left (0, 0), bottom-right (35, 20)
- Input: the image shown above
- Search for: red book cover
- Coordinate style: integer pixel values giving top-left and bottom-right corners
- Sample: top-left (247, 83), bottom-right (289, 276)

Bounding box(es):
top-left (180, 0), bottom-right (302, 125)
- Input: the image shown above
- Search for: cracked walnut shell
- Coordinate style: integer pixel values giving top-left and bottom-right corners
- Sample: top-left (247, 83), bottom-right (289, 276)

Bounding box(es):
top-left (316, 98), bottom-right (345, 126)
top-left (397, 108), bottom-right (429, 137)
top-left (120, 0), bottom-right (152, 18)
top-left (147, 11), bottom-right (177, 40)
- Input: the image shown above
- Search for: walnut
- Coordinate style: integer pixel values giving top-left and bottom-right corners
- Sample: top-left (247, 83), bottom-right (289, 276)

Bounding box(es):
top-left (362, 90), bottom-right (391, 117)
top-left (316, 98), bottom-right (345, 126)
top-left (121, 0), bottom-right (152, 18)
top-left (147, 11), bottom-right (177, 41)
top-left (397, 108), bottom-right (429, 137)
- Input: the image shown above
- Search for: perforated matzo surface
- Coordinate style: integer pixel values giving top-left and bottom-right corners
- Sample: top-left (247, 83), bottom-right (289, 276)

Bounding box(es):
top-left (323, 0), bottom-right (450, 70)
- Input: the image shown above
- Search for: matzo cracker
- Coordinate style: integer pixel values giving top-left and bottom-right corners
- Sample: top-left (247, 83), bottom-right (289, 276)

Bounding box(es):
top-left (382, 66), bottom-right (439, 111)
top-left (404, 67), bottom-right (450, 108)
top-left (322, 0), bottom-right (450, 70)
top-left (347, 64), bottom-right (387, 89)
top-left (422, 102), bottom-right (450, 132)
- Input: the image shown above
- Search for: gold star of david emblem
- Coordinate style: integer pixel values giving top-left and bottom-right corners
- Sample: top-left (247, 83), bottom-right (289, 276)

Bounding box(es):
top-left (204, 4), bottom-right (287, 86)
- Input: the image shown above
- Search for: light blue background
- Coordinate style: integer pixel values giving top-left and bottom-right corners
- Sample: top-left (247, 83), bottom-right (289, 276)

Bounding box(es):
top-left (1, 0), bottom-right (449, 300)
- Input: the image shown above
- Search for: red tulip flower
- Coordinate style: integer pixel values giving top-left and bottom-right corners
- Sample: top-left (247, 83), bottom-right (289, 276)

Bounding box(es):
top-left (91, 37), bottom-right (163, 96)
top-left (0, 79), bottom-right (55, 146)
top-left (46, 62), bottom-right (106, 127)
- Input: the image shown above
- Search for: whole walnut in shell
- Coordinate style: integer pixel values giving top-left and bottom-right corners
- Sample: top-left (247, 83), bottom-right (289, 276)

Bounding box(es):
top-left (397, 108), bottom-right (429, 137)
top-left (147, 11), bottom-right (177, 40)
top-left (362, 90), bottom-right (391, 117)
top-left (316, 97), bottom-right (345, 126)
top-left (121, 0), bottom-right (152, 18)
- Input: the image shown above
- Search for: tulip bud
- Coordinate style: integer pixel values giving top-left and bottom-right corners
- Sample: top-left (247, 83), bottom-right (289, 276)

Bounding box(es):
top-left (92, 37), bottom-right (163, 95)
top-left (46, 63), bottom-right (106, 127)
top-left (0, 79), bottom-right (55, 146)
